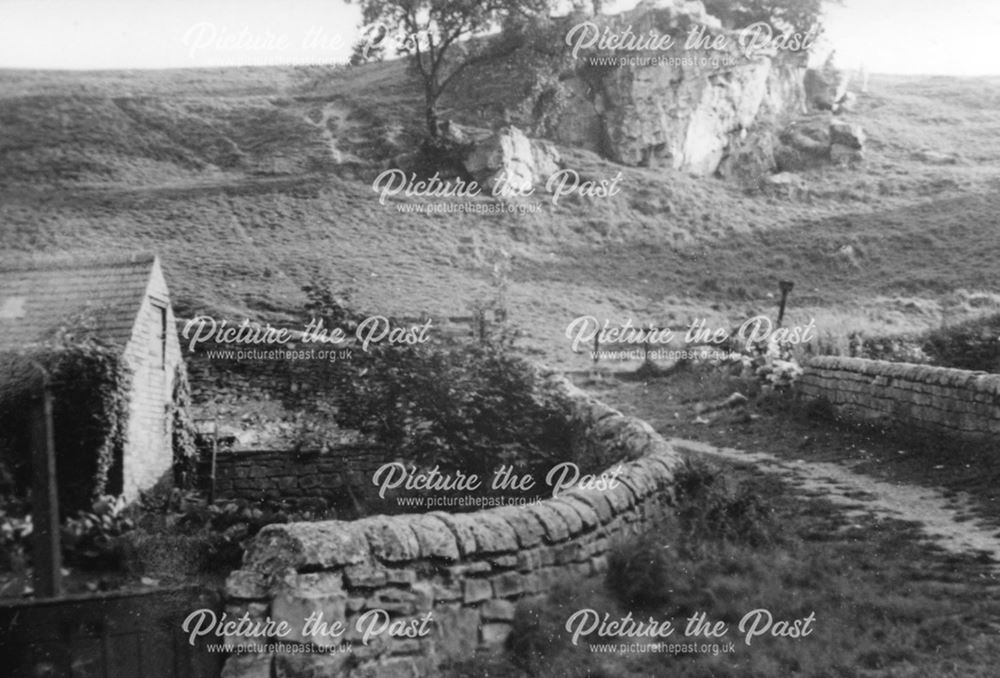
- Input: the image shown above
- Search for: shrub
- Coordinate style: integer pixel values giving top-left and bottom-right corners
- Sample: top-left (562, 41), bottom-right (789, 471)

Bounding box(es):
top-left (846, 315), bottom-right (1000, 371)
top-left (921, 315), bottom-right (1000, 372)
top-left (606, 473), bottom-right (779, 621)
top-left (731, 337), bottom-right (804, 391)
top-left (606, 461), bottom-right (778, 609)
top-left (413, 133), bottom-right (475, 179)
top-left (849, 331), bottom-right (929, 364)
top-left (605, 532), bottom-right (677, 610)
top-left (61, 495), bottom-right (135, 570)
top-left (336, 341), bottom-right (575, 481)
top-left (301, 280), bottom-right (362, 330)
top-left (0, 500), bottom-right (32, 573)
top-left (674, 459), bottom-right (777, 547)
top-left (125, 490), bottom-right (337, 576)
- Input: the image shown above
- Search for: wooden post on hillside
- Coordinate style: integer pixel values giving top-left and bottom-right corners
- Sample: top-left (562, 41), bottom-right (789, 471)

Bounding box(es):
top-left (777, 281), bottom-right (794, 327)
top-left (29, 362), bottom-right (61, 598)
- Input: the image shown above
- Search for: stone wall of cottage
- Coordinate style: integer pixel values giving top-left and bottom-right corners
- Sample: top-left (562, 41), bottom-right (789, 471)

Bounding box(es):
top-left (219, 373), bottom-right (682, 678)
top-left (798, 356), bottom-right (1000, 439)
top-left (121, 258), bottom-right (182, 499)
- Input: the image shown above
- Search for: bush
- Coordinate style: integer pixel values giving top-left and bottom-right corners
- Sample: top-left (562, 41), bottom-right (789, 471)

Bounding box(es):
top-left (336, 341), bottom-right (575, 481)
top-left (605, 532), bottom-right (677, 610)
top-left (674, 459), bottom-right (777, 547)
top-left (921, 315), bottom-right (1000, 372)
top-left (847, 314), bottom-right (1000, 371)
top-left (124, 489), bottom-right (337, 576)
top-left (607, 461), bottom-right (778, 611)
top-left (414, 133), bottom-right (474, 179)
top-left (849, 331), bottom-right (929, 364)
top-left (0, 485), bottom-right (338, 578)
top-left (61, 495), bottom-right (135, 570)
top-left (730, 337), bottom-right (804, 392)
top-left (0, 499), bottom-right (31, 573)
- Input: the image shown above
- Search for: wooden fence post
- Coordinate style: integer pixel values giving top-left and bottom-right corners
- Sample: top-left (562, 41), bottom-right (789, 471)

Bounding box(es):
top-left (29, 364), bottom-right (61, 598)
top-left (778, 281), bottom-right (794, 327)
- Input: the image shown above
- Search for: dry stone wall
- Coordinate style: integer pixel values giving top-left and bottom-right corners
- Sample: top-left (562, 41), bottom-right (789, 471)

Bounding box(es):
top-left (219, 372), bottom-right (682, 677)
top-left (798, 356), bottom-right (1000, 439)
top-left (209, 446), bottom-right (385, 505)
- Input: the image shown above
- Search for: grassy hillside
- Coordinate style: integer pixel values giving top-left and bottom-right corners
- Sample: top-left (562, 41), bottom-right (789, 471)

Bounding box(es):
top-left (2, 63), bottom-right (1000, 369)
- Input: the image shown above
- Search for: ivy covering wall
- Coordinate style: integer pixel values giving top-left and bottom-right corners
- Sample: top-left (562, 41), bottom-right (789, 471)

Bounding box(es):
top-left (0, 339), bottom-right (132, 514)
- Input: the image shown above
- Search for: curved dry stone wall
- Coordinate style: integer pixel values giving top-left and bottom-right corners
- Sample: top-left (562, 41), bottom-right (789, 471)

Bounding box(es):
top-left (798, 356), bottom-right (1000, 439)
top-left (219, 372), bottom-right (682, 678)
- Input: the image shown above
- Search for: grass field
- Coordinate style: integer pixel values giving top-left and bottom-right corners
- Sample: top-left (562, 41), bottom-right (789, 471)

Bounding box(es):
top-left (3, 65), bottom-right (1000, 370)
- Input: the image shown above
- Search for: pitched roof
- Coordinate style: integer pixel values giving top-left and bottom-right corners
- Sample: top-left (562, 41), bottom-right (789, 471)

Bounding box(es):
top-left (0, 253), bottom-right (159, 352)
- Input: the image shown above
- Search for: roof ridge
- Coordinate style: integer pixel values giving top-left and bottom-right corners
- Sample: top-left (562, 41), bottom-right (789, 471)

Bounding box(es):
top-left (0, 252), bottom-right (157, 273)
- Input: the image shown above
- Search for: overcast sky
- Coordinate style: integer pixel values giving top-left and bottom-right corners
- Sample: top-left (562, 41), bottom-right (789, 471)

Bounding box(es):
top-left (0, 0), bottom-right (998, 75)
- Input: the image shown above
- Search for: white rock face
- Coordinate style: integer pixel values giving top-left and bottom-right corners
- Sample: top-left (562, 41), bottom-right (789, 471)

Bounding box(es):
top-left (463, 126), bottom-right (561, 191)
top-left (545, 3), bottom-right (805, 176)
top-left (679, 59), bottom-right (772, 175)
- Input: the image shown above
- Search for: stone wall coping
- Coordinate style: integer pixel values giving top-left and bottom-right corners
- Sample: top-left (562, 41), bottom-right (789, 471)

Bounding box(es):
top-left (807, 356), bottom-right (1000, 390)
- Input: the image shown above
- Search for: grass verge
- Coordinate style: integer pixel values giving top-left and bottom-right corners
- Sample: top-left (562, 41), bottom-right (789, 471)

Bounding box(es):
top-left (443, 458), bottom-right (1000, 677)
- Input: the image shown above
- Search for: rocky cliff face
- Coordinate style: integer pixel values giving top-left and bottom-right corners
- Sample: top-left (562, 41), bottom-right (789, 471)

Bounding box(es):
top-left (524, 0), bottom-right (806, 178)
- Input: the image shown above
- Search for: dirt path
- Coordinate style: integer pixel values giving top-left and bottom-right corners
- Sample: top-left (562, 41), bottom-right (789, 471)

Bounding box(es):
top-left (670, 437), bottom-right (1000, 567)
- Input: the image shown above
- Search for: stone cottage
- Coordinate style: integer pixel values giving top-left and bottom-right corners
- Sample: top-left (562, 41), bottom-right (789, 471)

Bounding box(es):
top-left (0, 253), bottom-right (182, 499)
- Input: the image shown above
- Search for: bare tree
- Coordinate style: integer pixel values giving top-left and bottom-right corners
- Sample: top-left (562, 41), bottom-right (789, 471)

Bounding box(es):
top-left (352, 0), bottom-right (549, 138)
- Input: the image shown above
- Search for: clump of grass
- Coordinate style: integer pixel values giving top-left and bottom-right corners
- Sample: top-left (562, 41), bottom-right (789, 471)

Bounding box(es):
top-left (505, 583), bottom-right (580, 671)
top-left (605, 532), bottom-right (677, 610)
top-left (673, 458), bottom-right (779, 547)
top-left (606, 460), bottom-right (779, 613)
top-left (441, 581), bottom-right (618, 678)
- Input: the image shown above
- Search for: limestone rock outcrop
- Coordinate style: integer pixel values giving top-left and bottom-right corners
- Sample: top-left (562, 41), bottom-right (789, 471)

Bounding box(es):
top-left (463, 126), bottom-right (561, 192)
top-left (526, 1), bottom-right (807, 177)
top-left (774, 117), bottom-right (866, 171)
